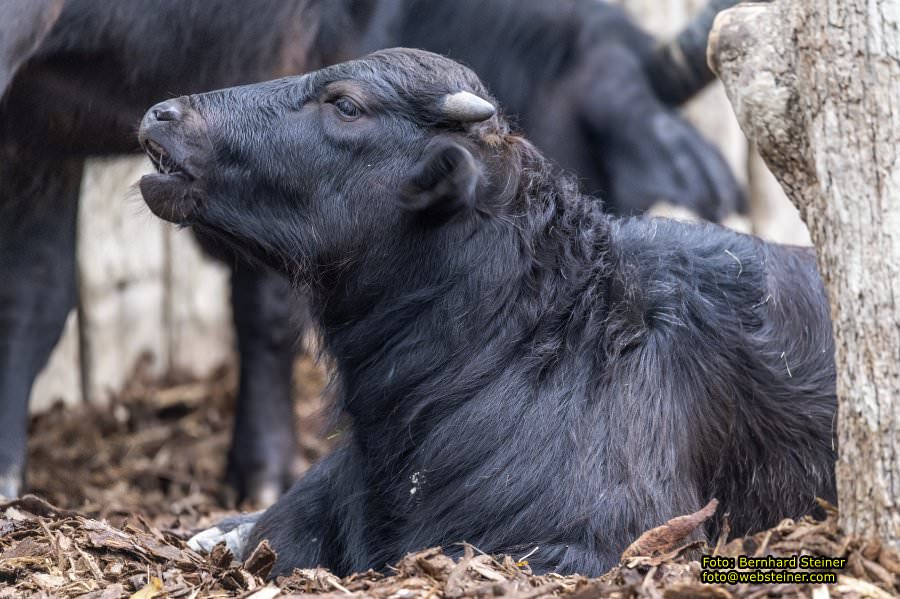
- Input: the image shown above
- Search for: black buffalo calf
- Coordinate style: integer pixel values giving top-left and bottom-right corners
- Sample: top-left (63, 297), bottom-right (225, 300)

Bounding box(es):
top-left (0, 0), bottom-right (741, 504)
top-left (141, 48), bottom-right (836, 577)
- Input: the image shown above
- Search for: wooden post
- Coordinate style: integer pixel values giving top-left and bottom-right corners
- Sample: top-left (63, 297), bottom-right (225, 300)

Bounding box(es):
top-left (29, 156), bottom-right (235, 412)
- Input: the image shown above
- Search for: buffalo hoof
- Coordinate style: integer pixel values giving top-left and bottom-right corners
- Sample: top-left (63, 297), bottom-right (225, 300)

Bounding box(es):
top-left (243, 473), bottom-right (283, 509)
top-left (188, 511), bottom-right (262, 559)
top-left (0, 465), bottom-right (22, 500)
top-left (226, 443), bottom-right (299, 508)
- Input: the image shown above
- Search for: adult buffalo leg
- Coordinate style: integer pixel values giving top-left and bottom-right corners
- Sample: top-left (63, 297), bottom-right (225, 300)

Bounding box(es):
top-left (580, 44), bottom-right (745, 221)
top-left (227, 260), bottom-right (307, 506)
top-left (0, 148), bottom-right (82, 498)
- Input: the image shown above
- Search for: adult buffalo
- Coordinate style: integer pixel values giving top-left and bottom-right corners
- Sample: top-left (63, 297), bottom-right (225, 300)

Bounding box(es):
top-left (139, 48), bottom-right (836, 577)
top-left (0, 0), bottom-right (741, 503)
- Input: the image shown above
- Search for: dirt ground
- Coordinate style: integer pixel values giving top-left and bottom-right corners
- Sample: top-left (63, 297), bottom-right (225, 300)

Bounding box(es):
top-left (2, 359), bottom-right (898, 598)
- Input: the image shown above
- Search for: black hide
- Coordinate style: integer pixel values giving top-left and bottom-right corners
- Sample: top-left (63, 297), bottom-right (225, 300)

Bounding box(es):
top-left (137, 49), bottom-right (836, 578)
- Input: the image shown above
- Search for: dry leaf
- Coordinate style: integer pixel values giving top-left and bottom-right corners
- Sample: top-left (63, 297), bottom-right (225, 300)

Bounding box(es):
top-left (622, 499), bottom-right (719, 559)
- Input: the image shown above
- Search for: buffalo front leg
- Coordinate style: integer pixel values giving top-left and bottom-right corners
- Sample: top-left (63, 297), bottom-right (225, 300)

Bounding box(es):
top-left (248, 446), bottom-right (367, 577)
top-left (0, 150), bottom-right (82, 498)
top-left (226, 262), bottom-right (309, 507)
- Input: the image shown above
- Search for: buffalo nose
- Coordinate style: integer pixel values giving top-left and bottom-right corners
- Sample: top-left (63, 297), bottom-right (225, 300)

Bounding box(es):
top-left (149, 98), bottom-right (186, 123)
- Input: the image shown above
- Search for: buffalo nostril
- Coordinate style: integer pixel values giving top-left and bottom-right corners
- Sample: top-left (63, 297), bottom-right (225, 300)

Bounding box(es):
top-left (151, 100), bottom-right (184, 122)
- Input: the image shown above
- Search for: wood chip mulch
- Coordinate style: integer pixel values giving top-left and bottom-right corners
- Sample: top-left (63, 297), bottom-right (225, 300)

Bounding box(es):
top-left (25, 356), bottom-right (330, 531)
top-left (2, 360), bottom-right (897, 598)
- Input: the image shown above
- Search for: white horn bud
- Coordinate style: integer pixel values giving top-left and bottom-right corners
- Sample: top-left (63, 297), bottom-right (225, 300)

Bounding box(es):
top-left (441, 91), bottom-right (495, 123)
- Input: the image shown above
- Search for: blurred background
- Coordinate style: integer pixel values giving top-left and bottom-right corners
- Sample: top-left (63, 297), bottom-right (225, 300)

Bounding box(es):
top-left (29, 0), bottom-right (810, 416)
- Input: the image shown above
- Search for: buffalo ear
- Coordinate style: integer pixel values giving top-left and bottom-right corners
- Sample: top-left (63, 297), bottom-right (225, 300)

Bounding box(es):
top-left (399, 141), bottom-right (479, 225)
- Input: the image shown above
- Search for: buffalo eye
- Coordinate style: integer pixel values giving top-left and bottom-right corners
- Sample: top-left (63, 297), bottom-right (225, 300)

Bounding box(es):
top-left (331, 96), bottom-right (362, 121)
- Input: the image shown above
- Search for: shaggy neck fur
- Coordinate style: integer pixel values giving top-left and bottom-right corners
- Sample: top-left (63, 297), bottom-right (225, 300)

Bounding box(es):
top-left (311, 137), bottom-right (613, 476)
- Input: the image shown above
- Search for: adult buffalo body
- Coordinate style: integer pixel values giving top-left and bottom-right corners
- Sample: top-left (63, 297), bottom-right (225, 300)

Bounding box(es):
top-left (0, 0), bottom-right (741, 502)
top-left (138, 48), bottom-right (836, 577)
top-left (360, 0), bottom-right (744, 219)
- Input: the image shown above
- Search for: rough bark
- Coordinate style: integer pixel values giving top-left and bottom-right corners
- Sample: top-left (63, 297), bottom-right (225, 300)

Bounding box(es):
top-left (615, 0), bottom-right (812, 242)
top-left (710, 0), bottom-right (900, 546)
top-left (748, 143), bottom-right (811, 246)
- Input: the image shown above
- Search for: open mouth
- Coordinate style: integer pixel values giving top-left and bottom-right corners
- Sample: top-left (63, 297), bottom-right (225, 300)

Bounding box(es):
top-left (143, 138), bottom-right (191, 179)
top-left (138, 134), bottom-right (203, 224)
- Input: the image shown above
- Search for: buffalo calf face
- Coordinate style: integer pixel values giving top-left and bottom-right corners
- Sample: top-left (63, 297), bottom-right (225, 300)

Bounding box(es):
top-left (139, 50), bottom-right (500, 291)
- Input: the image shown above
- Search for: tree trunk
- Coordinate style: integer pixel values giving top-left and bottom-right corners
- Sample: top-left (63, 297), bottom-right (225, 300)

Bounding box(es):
top-left (710, 1), bottom-right (900, 546)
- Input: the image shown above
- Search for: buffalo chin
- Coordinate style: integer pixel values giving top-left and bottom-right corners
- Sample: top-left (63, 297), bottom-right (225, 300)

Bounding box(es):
top-left (139, 172), bottom-right (198, 223)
